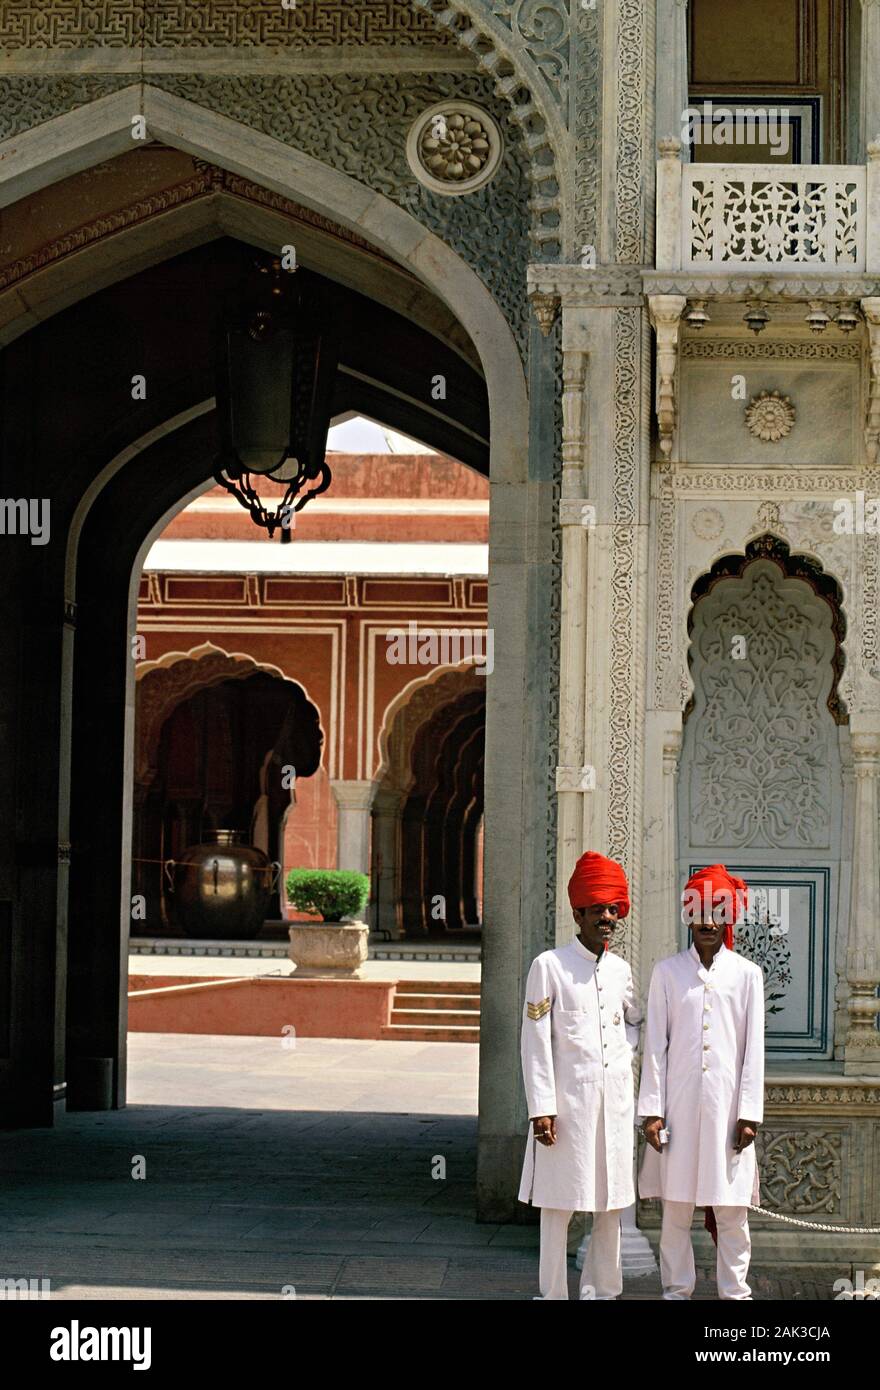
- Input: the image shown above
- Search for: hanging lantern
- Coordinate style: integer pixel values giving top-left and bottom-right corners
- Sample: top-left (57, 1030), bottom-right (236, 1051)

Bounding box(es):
top-left (214, 258), bottom-right (339, 538)
top-left (805, 300), bottom-right (831, 334)
top-left (684, 298), bottom-right (711, 329)
top-left (743, 301), bottom-right (770, 335)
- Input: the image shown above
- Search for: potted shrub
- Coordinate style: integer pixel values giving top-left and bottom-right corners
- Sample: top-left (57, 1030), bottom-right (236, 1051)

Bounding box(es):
top-left (286, 869), bottom-right (370, 977)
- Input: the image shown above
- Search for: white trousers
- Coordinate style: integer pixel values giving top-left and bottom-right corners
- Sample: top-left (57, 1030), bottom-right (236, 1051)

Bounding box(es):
top-left (537, 1208), bottom-right (623, 1300)
top-left (659, 1201), bottom-right (751, 1300)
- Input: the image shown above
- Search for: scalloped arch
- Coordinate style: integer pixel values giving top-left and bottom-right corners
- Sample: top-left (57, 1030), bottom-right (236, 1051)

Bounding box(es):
top-left (134, 641), bottom-right (326, 788)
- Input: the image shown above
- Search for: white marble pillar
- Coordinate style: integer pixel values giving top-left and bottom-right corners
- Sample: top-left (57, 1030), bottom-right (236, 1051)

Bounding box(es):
top-left (656, 0), bottom-right (690, 153)
top-left (329, 779), bottom-right (376, 876)
top-left (859, 1), bottom-right (880, 162)
top-left (843, 728), bottom-right (880, 1074)
top-left (554, 334), bottom-right (592, 940)
top-left (371, 786), bottom-right (403, 938)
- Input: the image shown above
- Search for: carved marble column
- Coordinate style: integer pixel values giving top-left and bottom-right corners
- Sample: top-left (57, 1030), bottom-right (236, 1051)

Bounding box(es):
top-left (660, 727), bottom-right (683, 956)
top-left (844, 729), bottom-right (880, 1074)
top-left (655, 0), bottom-right (689, 152)
top-left (859, 1), bottom-right (880, 161)
top-left (371, 786), bottom-right (403, 938)
top-left (555, 337), bottom-right (591, 939)
top-left (655, 140), bottom-right (683, 273)
top-left (329, 779), bottom-right (376, 876)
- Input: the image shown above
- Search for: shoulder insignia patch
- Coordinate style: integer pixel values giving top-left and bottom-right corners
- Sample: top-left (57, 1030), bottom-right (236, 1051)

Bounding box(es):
top-left (527, 997), bottom-right (551, 1021)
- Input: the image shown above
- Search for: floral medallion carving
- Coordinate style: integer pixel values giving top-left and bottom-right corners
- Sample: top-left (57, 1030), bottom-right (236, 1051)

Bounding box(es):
top-left (690, 507), bottom-right (724, 542)
top-left (406, 101), bottom-right (503, 196)
top-left (745, 390), bottom-right (796, 442)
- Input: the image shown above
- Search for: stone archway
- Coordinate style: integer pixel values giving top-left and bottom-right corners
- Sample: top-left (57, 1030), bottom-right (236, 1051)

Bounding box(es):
top-left (132, 644), bottom-right (323, 932)
top-left (134, 642), bottom-right (325, 795)
top-left (373, 664), bottom-right (486, 936)
top-left (0, 76), bottom-right (545, 1242)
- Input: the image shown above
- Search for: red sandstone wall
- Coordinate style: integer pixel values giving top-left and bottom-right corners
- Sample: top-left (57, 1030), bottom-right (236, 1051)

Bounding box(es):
top-left (135, 452), bottom-right (488, 913)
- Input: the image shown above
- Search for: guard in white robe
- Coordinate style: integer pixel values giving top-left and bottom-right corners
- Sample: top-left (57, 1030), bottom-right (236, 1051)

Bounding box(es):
top-left (638, 864), bottom-right (765, 1300)
top-left (519, 850), bottom-right (642, 1300)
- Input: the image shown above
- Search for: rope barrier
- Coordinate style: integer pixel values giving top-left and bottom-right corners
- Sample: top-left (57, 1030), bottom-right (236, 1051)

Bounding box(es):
top-left (748, 1205), bottom-right (880, 1234)
top-left (132, 856), bottom-right (278, 876)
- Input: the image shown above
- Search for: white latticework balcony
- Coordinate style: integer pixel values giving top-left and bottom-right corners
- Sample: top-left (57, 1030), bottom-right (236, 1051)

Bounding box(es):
top-left (656, 153), bottom-right (880, 274)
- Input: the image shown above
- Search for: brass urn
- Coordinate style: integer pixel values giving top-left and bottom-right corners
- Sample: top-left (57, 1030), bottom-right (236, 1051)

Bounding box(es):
top-left (164, 830), bottom-right (280, 940)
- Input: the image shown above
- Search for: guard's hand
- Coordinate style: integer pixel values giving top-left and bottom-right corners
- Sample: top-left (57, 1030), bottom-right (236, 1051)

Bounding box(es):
top-left (734, 1119), bottom-right (758, 1153)
top-left (642, 1116), bottom-right (665, 1153)
top-left (533, 1116), bottom-right (557, 1146)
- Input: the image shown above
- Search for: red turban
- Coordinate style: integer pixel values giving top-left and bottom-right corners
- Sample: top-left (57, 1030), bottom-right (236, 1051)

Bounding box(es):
top-left (567, 851), bottom-right (630, 918)
top-left (682, 864), bottom-right (748, 950)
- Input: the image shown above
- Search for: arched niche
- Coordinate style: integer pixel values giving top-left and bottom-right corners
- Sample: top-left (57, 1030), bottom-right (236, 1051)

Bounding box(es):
top-left (679, 535), bottom-right (847, 1060)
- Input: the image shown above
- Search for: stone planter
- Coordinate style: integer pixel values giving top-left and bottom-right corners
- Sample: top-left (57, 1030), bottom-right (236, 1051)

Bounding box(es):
top-left (288, 921), bottom-right (369, 978)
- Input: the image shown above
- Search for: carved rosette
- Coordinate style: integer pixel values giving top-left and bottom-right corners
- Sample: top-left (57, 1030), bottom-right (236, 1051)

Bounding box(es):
top-left (406, 101), bottom-right (503, 196)
top-left (745, 390), bottom-right (796, 442)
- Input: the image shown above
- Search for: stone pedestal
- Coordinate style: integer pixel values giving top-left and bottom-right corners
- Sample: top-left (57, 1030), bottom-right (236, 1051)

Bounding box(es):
top-left (576, 1201), bottom-right (658, 1282)
top-left (288, 922), bottom-right (369, 978)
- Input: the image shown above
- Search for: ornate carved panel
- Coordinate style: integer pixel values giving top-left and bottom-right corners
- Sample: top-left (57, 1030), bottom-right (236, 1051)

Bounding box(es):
top-left (756, 1128), bottom-right (843, 1215)
top-left (684, 554), bottom-right (841, 850)
top-left (574, 0), bottom-right (600, 251)
top-left (615, 0), bottom-right (650, 265)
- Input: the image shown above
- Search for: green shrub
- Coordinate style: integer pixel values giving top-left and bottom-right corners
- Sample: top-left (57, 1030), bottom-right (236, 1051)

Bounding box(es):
top-left (285, 869), bottom-right (370, 922)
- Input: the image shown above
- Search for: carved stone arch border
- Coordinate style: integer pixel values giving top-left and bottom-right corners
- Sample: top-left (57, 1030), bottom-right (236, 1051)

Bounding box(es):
top-left (134, 640), bottom-right (326, 790)
top-left (410, 0), bottom-right (569, 255)
top-left (0, 165), bottom-right (476, 368)
top-left (685, 534), bottom-right (849, 728)
top-left (374, 661), bottom-right (487, 793)
top-left (0, 86), bottom-right (527, 484)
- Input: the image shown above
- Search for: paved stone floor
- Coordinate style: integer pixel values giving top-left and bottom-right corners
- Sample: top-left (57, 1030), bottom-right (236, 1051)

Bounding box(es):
top-left (0, 1036), bottom-right (833, 1300)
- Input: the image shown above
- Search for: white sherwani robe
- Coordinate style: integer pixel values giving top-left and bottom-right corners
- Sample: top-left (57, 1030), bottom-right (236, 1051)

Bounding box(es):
top-left (637, 943), bottom-right (764, 1207)
top-left (518, 938), bottom-right (642, 1211)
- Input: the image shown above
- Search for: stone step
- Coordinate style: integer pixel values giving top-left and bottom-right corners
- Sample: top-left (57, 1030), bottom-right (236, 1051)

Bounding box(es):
top-left (379, 1023), bottom-right (480, 1043)
top-left (394, 979), bottom-right (480, 995)
top-left (391, 1008), bottom-right (480, 1027)
top-left (392, 992), bottom-right (481, 1011)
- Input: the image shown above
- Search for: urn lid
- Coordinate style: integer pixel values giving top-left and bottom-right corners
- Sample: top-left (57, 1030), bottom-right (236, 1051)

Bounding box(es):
top-left (205, 829), bottom-right (245, 846)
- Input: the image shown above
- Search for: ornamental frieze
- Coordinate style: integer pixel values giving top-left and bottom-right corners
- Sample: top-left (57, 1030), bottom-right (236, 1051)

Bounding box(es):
top-left (0, 1), bottom-right (456, 49)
